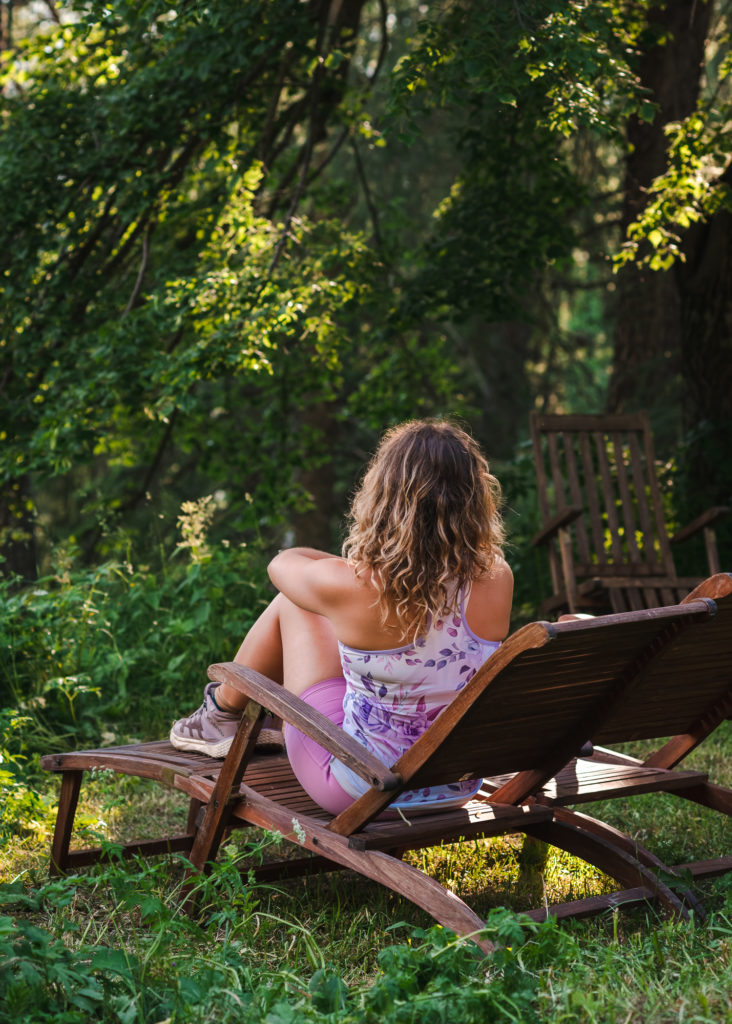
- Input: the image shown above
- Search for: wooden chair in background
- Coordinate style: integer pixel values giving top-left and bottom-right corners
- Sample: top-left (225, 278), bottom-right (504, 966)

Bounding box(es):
top-left (529, 411), bottom-right (728, 615)
top-left (42, 575), bottom-right (732, 952)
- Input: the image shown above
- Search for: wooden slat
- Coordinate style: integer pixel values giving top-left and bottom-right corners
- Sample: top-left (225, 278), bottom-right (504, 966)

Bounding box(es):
top-left (63, 834), bottom-right (194, 868)
top-left (540, 762), bottom-right (708, 804)
top-left (579, 431), bottom-right (606, 567)
top-left (547, 432), bottom-right (568, 511)
top-left (627, 431), bottom-right (658, 561)
top-left (593, 430), bottom-right (625, 563)
top-left (530, 412), bottom-right (554, 523)
top-left (640, 413), bottom-right (677, 577)
top-left (41, 743), bottom-right (226, 781)
top-left (562, 431), bottom-right (591, 564)
top-left (532, 412), bottom-right (649, 434)
top-left (575, 573), bottom-right (695, 587)
top-left (251, 856), bottom-right (348, 883)
top-left (612, 432), bottom-right (641, 564)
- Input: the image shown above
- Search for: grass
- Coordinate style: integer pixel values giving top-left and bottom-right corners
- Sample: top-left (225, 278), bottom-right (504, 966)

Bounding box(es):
top-left (2, 724), bottom-right (731, 1022)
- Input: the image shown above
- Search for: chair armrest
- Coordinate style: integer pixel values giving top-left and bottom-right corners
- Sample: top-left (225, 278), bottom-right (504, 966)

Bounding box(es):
top-left (671, 506), bottom-right (729, 544)
top-left (530, 506), bottom-right (583, 547)
top-left (207, 661), bottom-right (401, 792)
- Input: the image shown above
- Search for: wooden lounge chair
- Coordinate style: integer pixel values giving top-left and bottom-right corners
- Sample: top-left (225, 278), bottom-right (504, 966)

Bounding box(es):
top-left (41, 574), bottom-right (732, 953)
top-left (529, 411), bottom-right (729, 615)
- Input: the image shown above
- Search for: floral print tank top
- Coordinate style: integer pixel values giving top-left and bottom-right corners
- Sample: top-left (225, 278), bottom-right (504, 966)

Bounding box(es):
top-left (330, 589), bottom-right (500, 809)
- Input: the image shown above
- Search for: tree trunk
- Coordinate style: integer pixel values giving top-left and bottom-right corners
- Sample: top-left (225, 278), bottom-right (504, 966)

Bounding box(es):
top-left (289, 401), bottom-right (339, 551)
top-left (608, 0), bottom-right (712, 445)
top-left (675, 162), bottom-right (732, 520)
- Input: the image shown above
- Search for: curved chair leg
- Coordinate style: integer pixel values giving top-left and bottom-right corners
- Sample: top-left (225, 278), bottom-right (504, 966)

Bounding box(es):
top-left (552, 806), bottom-right (705, 919)
top-left (234, 789), bottom-right (495, 954)
top-left (340, 844), bottom-right (495, 953)
top-left (525, 814), bottom-right (690, 921)
top-left (50, 770), bottom-right (83, 876)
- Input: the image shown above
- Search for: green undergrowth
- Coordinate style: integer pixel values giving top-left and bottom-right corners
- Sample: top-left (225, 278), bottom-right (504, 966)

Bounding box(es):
top-left (0, 541), bottom-right (272, 760)
top-left (1, 849), bottom-right (731, 1024)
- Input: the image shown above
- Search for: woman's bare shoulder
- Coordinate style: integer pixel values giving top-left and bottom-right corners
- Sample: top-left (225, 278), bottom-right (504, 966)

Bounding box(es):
top-left (319, 558), bottom-right (365, 598)
top-left (473, 555), bottom-right (513, 590)
top-left (465, 556), bottom-right (514, 640)
top-left (491, 554), bottom-right (513, 578)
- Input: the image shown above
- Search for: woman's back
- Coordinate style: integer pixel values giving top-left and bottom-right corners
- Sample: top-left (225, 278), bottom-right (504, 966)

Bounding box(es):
top-left (330, 582), bottom-right (505, 807)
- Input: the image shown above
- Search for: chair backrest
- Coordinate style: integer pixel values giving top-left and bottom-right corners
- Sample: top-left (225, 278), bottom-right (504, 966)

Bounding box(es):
top-left (530, 411), bottom-right (676, 587)
top-left (396, 575), bottom-right (732, 794)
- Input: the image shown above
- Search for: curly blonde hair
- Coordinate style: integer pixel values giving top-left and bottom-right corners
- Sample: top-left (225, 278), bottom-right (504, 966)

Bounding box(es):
top-left (342, 419), bottom-right (505, 640)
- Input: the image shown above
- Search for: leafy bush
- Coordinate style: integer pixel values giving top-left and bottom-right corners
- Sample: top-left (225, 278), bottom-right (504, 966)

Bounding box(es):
top-left (0, 710), bottom-right (52, 842)
top-left (0, 540), bottom-right (271, 758)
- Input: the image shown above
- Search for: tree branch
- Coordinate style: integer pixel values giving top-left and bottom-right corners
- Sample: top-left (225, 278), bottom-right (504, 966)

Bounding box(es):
top-left (351, 137), bottom-right (384, 254)
top-left (122, 226), bottom-right (151, 317)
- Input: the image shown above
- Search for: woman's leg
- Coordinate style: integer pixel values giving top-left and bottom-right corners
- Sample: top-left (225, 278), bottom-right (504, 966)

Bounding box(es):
top-left (215, 591), bottom-right (343, 709)
top-left (170, 592), bottom-right (344, 755)
top-left (282, 677), bottom-right (354, 814)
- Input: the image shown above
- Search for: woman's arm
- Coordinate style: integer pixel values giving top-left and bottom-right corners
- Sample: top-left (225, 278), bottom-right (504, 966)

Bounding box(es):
top-left (267, 547), bottom-right (351, 616)
top-left (273, 547), bottom-right (337, 562)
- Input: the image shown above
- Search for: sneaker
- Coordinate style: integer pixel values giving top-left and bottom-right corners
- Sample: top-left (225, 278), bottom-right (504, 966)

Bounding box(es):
top-left (170, 682), bottom-right (241, 757)
top-left (256, 715), bottom-right (285, 754)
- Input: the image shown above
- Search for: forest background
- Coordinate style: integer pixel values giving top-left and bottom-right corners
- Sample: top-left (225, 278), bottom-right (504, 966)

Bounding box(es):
top-left (1, 3), bottom-right (732, 1019)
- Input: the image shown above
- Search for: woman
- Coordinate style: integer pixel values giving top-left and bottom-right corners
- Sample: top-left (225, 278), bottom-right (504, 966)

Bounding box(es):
top-left (170, 419), bottom-right (513, 814)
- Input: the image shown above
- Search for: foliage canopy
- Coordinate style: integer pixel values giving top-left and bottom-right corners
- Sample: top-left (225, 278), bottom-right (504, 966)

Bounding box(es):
top-left (1, 0), bottom-right (731, 570)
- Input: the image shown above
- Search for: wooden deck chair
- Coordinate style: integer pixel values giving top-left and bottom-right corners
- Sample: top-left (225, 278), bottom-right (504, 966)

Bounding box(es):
top-left (41, 574), bottom-right (732, 953)
top-left (529, 411), bottom-right (729, 615)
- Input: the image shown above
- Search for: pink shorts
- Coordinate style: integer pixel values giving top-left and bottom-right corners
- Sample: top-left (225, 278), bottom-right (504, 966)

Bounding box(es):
top-left (283, 677), bottom-right (354, 815)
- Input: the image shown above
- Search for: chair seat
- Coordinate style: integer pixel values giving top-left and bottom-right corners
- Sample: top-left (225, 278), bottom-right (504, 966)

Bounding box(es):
top-left (235, 755), bottom-right (552, 849)
top-left (483, 759), bottom-right (708, 805)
